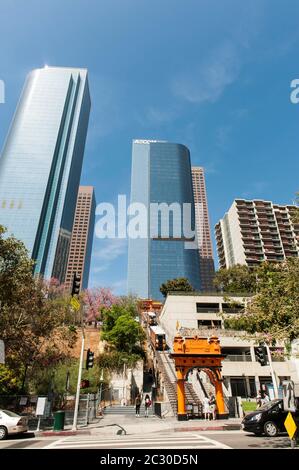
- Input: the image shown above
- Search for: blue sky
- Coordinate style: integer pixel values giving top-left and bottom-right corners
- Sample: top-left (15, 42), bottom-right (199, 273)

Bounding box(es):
top-left (1, 0), bottom-right (299, 294)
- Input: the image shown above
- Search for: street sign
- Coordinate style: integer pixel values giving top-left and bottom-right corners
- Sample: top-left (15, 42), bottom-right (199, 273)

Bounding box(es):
top-left (282, 380), bottom-right (296, 412)
top-left (0, 340), bottom-right (4, 364)
top-left (36, 397), bottom-right (47, 416)
top-left (284, 412), bottom-right (297, 439)
top-left (70, 297), bottom-right (80, 311)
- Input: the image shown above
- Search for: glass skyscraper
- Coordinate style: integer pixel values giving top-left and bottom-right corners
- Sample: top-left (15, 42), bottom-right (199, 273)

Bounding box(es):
top-left (0, 66), bottom-right (91, 282)
top-left (127, 140), bottom-right (201, 300)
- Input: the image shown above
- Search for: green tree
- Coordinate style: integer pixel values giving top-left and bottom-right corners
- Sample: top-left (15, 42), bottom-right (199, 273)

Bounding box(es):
top-left (290, 191), bottom-right (299, 224)
top-left (101, 296), bottom-right (138, 333)
top-left (0, 225), bottom-right (77, 393)
top-left (97, 351), bottom-right (143, 373)
top-left (213, 264), bottom-right (257, 294)
top-left (0, 364), bottom-right (23, 394)
top-left (224, 258), bottom-right (299, 344)
top-left (102, 314), bottom-right (145, 354)
top-left (160, 277), bottom-right (194, 297)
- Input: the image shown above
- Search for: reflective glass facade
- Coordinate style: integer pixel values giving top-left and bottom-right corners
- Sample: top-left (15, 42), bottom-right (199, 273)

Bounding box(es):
top-left (0, 66), bottom-right (90, 282)
top-left (127, 140), bottom-right (200, 300)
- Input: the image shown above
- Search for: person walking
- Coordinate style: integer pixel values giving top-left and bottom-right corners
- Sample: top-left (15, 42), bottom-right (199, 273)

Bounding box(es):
top-left (208, 392), bottom-right (216, 420)
top-left (203, 395), bottom-right (210, 420)
top-left (135, 393), bottom-right (141, 417)
top-left (144, 394), bottom-right (151, 418)
top-left (256, 391), bottom-right (262, 408)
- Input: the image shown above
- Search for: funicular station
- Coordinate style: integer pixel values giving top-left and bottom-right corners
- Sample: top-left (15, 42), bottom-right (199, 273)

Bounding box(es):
top-left (171, 333), bottom-right (228, 420)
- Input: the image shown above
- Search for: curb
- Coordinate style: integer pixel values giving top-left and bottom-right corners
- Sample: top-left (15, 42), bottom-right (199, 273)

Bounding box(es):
top-left (175, 425), bottom-right (241, 432)
top-left (38, 430), bottom-right (91, 437)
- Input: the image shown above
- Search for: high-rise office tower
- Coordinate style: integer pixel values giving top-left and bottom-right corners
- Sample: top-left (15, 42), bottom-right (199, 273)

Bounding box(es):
top-left (0, 66), bottom-right (91, 282)
top-left (191, 167), bottom-right (215, 290)
top-left (215, 199), bottom-right (299, 269)
top-left (127, 140), bottom-right (201, 301)
top-left (65, 186), bottom-right (96, 291)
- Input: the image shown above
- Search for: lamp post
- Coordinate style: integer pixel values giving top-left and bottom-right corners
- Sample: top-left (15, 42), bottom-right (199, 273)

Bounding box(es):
top-left (122, 360), bottom-right (128, 406)
top-left (265, 344), bottom-right (279, 399)
top-left (98, 369), bottom-right (104, 414)
top-left (72, 302), bottom-right (85, 431)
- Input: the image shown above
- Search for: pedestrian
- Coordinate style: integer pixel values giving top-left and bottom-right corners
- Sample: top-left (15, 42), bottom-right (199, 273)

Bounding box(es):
top-left (203, 395), bottom-right (210, 420)
top-left (135, 393), bottom-right (141, 417)
top-left (256, 391), bottom-right (262, 408)
top-left (261, 391), bottom-right (270, 405)
top-left (144, 394), bottom-right (151, 417)
top-left (208, 392), bottom-right (216, 420)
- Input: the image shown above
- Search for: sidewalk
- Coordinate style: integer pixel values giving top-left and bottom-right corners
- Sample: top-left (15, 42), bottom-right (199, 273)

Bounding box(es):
top-left (37, 416), bottom-right (242, 437)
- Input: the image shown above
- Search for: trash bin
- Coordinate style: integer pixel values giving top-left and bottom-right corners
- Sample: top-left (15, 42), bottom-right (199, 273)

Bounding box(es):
top-left (53, 411), bottom-right (65, 431)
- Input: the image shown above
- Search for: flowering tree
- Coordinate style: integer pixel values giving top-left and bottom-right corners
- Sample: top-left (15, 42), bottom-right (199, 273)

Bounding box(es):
top-left (83, 287), bottom-right (117, 322)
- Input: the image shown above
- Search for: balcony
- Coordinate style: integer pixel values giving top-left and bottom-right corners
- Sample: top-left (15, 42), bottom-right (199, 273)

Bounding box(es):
top-left (223, 355), bottom-right (252, 362)
top-left (196, 307), bottom-right (220, 313)
top-left (222, 308), bottom-right (244, 314)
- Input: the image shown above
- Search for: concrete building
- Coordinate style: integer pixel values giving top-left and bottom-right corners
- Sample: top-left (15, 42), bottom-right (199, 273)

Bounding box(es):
top-left (65, 186), bottom-right (96, 291)
top-left (191, 167), bottom-right (215, 290)
top-left (159, 293), bottom-right (299, 398)
top-left (215, 199), bottom-right (299, 269)
top-left (0, 66), bottom-right (91, 282)
top-left (127, 140), bottom-right (200, 301)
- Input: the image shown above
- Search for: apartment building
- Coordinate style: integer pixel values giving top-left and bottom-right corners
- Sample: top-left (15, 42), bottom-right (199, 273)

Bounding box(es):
top-left (215, 199), bottom-right (299, 269)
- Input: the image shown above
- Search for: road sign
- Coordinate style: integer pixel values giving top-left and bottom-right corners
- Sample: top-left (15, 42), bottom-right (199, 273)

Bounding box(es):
top-left (282, 380), bottom-right (296, 412)
top-left (36, 397), bottom-right (47, 416)
top-left (70, 297), bottom-right (80, 311)
top-left (284, 412), bottom-right (297, 439)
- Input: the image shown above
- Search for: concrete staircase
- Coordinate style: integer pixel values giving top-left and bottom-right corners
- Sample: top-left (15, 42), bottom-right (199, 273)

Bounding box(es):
top-left (104, 405), bottom-right (153, 416)
top-left (156, 351), bottom-right (202, 416)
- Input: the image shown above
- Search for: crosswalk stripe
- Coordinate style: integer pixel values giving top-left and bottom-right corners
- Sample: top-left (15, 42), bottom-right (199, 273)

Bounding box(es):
top-left (44, 433), bottom-right (230, 449)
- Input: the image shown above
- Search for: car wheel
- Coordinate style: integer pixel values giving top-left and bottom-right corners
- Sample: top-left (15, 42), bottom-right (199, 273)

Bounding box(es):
top-left (0, 426), bottom-right (8, 440)
top-left (264, 421), bottom-right (279, 437)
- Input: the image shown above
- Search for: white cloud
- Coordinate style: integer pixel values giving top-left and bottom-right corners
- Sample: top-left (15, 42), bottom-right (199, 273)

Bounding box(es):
top-left (110, 279), bottom-right (127, 294)
top-left (172, 42), bottom-right (240, 104)
top-left (241, 181), bottom-right (269, 198)
top-left (93, 238), bottom-right (127, 264)
top-left (145, 106), bottom-right (178, 124)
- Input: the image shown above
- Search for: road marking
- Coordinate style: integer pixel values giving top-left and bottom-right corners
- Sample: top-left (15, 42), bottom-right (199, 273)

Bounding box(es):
top-left (43, 432), bottom-right (230, 449)
top-left (194, 433), bottom-right (232, 449)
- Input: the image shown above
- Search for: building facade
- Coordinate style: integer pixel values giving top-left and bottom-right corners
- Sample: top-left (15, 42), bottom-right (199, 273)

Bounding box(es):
top-left (0, 66), bottom-right (91, 282)
top-left (191, 167), bottom-right (215, 290)
top-left (127, 140), bottom-right (201, 301)
top-left (64, 186), bottom-right (96, 291)
top-left (159, 293), bottom-right (299, 398)
top-left (215, 199), bottom-right (299, 269)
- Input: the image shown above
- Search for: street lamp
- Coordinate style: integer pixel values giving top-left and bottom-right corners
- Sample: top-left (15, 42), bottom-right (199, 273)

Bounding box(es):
top-left (122, 359), bottom-right (128, 406)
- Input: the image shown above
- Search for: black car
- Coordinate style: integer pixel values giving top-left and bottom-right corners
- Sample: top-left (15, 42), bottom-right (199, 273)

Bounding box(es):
top-left (242, 399), bottom-right (299, 437)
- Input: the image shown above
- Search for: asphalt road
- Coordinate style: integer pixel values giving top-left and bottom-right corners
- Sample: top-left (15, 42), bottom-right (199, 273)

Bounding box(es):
top-left (0, 430), bottom-right (297, 450)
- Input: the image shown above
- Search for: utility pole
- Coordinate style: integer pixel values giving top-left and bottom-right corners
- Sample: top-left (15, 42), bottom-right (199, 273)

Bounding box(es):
top-left (72, 321), bottom-right (84, 430)
top-left (265, 344), bottom-right (279, 399)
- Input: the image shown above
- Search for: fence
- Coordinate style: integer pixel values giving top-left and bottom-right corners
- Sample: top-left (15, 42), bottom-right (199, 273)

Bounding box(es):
top-left (0, 393), bottom-right (99, 429)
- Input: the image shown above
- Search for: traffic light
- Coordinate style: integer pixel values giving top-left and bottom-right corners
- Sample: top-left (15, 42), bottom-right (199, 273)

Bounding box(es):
top-left (71, 272), bottom-right (81, 296)
top-left (256, 346), bottom-right (267, 366)
top-left (86, 349), bottom-right (94, 370)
